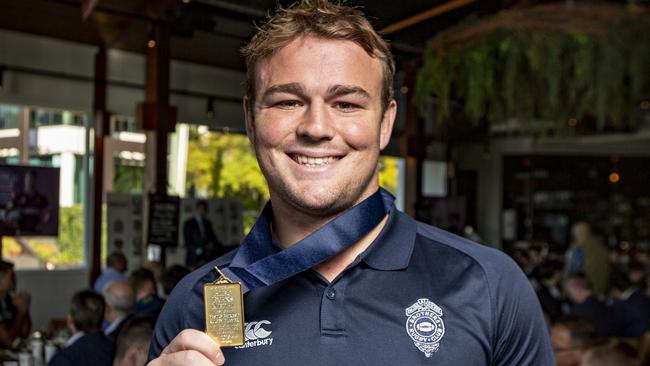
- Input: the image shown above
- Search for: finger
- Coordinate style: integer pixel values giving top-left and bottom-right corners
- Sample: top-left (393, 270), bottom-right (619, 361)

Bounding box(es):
top-left (149, 349), bottom-right (224, 366)
top-left (162, 329), bottom-right (224, 365)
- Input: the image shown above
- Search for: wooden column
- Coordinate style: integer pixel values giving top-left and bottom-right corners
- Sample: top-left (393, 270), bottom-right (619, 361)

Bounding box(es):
top-left (90, 46), bottom-right (109, 286)
top-left (400, 59), bottom-right (424, 217)
top-left (18, 107), bottom-right (29, 164)
top-left (148, 22), bottom-right (171, 194)
top-left (140, 21), bottom-right (174, 266)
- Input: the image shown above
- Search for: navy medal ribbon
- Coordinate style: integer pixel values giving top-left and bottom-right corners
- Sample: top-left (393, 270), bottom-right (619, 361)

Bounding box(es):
top-left (221, 188), bottom-right (394, 294)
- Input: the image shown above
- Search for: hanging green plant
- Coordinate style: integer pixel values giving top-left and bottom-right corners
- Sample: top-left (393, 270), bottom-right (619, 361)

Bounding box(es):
top-left (414, 2), bottom-right (650, 133)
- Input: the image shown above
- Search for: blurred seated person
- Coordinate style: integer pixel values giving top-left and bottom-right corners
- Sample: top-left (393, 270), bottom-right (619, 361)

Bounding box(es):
top-left (49, 290), bottom-right (113, 366)
top-left (628, 260), bottom-right (647, 288)
top-left (579, 341), bottom-right (640, 366)
top-left (144, 261), bottom-right (165, 297)
top-left (94, 251), bottom-right (128, 294)
top-left (0, 260), bottom-right (30, 348)
top-left (564, 273), bottom-right (612, 337)
top-left (129, 268), bottom-right (164, 319)
top-left (610, 270), bottom-right (650, 338)
top-left (112, 317), bottom-right (155, 366)
top-left (533, 259), bottom-right (564, 323)
top-left (551, 318), bottom-right (601, 366)
top-left (160, 264), bottom-right (190, 298)
top-left (632, 246), bottom-right (650, 267)
top-left (567, 221), bottom-right (609, 296)
top-left (102, 281), bottom-right (135, 341)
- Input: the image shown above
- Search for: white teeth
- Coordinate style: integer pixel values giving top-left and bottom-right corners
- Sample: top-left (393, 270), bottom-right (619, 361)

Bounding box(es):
top-left (293, 155), bottom-right (339, 166)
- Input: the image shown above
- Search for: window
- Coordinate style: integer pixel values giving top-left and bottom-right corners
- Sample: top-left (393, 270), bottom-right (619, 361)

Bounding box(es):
top-left (0, 104), bottom-right (89, 270)
top-left (113, 155), bottom-right (144, 194)
top-left (0, 105), bottom-right (19, 130)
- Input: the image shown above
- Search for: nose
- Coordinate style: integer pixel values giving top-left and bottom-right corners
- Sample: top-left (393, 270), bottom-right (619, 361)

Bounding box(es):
top-left (296, 101), bottom-right (335, 141)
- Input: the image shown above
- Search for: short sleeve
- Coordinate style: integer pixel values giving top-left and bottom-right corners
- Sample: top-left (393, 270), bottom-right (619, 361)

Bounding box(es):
top-left (490, 258), bottom-right (556, 366)
top-left (147, 280), bottom-right (190, 362)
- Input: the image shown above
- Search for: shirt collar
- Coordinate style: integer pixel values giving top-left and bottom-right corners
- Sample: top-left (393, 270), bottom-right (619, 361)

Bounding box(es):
top-left (227, 190), bottom-right (409, 277)
top-left (64, 331), bottom-right (85, 347)
top-left (359, 208), bottom-right (417, 271)
top-left (620, 287), bottom-right (639, 301)
top-left (104, 315), bottom-right (128, 335)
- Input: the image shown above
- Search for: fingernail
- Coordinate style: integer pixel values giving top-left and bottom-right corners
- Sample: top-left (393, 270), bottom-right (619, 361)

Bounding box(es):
top-left (215, 351), bottom-right (225, 365)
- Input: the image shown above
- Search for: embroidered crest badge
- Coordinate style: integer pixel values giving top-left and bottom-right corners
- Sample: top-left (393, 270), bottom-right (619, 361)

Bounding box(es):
top-left (405, 298), bottom-right (445, 358)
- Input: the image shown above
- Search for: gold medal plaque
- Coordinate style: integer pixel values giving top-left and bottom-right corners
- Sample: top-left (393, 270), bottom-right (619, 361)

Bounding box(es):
top-left (204, 267), bottom-right (245, 347)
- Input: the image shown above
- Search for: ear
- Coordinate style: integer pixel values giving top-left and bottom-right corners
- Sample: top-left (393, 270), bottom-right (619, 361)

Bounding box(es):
top-left (379, 99), bottom-right (397, 150)
top-left (244, 96), bottom-right (255, 144)
top-left (127, 345), bottom-right (143, 361)
top-left (66, 313), bottom-right (76, 333)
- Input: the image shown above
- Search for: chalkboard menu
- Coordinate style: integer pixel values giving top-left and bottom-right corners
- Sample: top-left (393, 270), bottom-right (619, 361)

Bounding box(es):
top-left (147, 194), bottom-right (180, 247)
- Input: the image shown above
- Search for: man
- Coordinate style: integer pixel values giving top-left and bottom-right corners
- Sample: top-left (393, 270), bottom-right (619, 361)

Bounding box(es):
top-left (129, 268), bottom-right (164, 319)
top-left (566, 221), bottom-right (608, 295)
top-left (534, 259), bottom-right (564, 323)
top-left (49, 290), bottom-right (113, 366)
top-left (609, 270), bottom-right (650, 338)
top-left (149, 1), bottom-right (553, 365)
top-left (550, 318), bottom-right (601, 366)
top-left (627, 260), bottom-right (646, 287)
top-left (563, 273), bottom-right (612, 337)
top-left (102, 281), bottom-right (135, 341)
top-left (112, 317), bottom-right (155, 366)
top-left (183, 200), bottom-right (221, 268)
top-left (579, 342), bottom-right (640, 366)
top-left (0, 260), bottom-right (30, 348)
top-left (94, 251), bottom-right (128, 294)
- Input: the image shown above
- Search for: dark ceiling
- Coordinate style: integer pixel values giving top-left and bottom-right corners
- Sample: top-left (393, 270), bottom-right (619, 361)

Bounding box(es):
top-left (0, 0), bottom-right (513, 71)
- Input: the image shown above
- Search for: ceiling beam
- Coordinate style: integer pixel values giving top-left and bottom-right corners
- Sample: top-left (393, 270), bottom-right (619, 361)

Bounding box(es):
top-left (193, 0), bottom-right (266, 18)
top-left (381, 0), bottom-right (477, 35)
top-left (391, 41), bottom-right (423, 55)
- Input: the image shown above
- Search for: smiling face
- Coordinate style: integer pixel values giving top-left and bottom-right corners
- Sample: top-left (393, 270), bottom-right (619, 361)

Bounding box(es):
top-left (245, 36), bottom-right (396, 217)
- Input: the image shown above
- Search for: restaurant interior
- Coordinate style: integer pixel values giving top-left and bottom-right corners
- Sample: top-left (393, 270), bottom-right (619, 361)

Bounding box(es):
top-left (1, 0), bottom-right (650, 365)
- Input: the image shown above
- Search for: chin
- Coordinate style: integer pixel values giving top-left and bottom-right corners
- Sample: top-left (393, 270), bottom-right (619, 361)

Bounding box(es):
top-left (286, 187), bottom-right (346, 216)
top-left (280, 179), bottom-right (374, 217)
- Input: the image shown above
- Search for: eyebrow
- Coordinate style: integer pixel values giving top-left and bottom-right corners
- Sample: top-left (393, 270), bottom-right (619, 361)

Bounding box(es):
top-left (260, 83), bottom-right (371, 101)
top-left (261, 83), bottom-right (306, 101)
top-left (326, 84), bottom-right (371, 100)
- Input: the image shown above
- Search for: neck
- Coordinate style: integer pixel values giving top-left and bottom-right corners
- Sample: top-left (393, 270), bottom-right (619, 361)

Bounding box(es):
top-left (541, 278), bottom-right (557, 288)
top-left (137, 290), bottom-right (153, 301)
top-left (271, 203), bottom-right (338, 248)
top-left (270, 187), bottom-right (380, 248)
top-left (269, 189), bottom-right (388, 282)
top-left (107, 311), bottom-right (126, 323)
top-left (314, 215), bottom-right (388, 282)
top-left (577, 292), bottom-right (592, 303)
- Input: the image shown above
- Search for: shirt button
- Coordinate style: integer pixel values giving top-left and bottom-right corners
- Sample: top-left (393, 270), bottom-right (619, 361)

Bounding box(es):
top-left (326, 288), bottom-right (336, 300)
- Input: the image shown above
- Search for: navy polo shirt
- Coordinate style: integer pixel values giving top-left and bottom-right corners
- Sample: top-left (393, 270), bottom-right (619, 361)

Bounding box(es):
top-left (149, 207), bottom-right (554, 365)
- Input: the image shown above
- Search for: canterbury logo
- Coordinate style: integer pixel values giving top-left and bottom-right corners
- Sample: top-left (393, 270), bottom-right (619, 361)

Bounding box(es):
top-left (245, 320), bottom-right (272, 341)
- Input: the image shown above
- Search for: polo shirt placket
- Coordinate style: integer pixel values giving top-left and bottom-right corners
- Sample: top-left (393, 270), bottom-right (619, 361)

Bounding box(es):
top-left (317, 274), bottom-right (349, 343)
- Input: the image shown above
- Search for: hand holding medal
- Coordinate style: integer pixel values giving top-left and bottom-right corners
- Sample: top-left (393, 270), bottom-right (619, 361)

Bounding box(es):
top-left (149, 266), bottom-right (244, 366)
top-left (148, 329), bottom-right (225, 366)
top-left (203, 266), bottom-right (245, 347)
